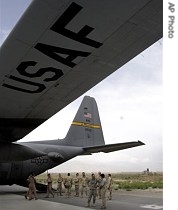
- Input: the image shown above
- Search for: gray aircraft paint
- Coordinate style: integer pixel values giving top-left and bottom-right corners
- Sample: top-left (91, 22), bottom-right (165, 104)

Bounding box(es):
top-left (0, 96), bottom-right (144, 190)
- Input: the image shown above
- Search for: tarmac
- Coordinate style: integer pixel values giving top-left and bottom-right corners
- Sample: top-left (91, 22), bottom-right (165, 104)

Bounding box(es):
top-left (0, 193), bottom-right (85, 210)
top-left (0, 185), bottom-right (163, 210)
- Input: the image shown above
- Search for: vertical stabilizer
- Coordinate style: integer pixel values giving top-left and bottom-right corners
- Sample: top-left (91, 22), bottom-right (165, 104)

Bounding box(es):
top-left (65, 96), bottom-right (105, 147)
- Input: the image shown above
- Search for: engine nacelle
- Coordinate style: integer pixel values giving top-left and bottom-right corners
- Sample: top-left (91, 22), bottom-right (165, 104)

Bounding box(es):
top-left (0, 143), bottom-right (46, 161)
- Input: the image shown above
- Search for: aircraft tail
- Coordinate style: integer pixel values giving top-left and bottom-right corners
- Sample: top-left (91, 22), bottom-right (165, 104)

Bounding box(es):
top-left (64, 96), bottom-right (105, 147)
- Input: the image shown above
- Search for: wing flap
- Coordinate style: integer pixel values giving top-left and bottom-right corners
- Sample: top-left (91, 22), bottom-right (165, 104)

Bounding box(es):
top-left (83, 141), bottom-right (145, 155)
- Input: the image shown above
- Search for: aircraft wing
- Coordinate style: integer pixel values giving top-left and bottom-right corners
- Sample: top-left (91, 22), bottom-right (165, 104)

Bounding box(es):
top-left (82, 141), bottom-right (145, 155)
top-left (0, 0), bottom-right (163, 143)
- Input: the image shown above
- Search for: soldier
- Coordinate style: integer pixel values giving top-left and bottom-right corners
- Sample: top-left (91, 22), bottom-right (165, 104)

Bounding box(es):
top-left (97, 171), bottom-right (102, 199)
top-left (57, 173), bottom-right (63, 196)
top-left (81, 172), bottom-right (88, 198)
top-left (87, 173), bottom-right (97, 207)
top-left (107, 173), bottom-right (113, 200)
top-left (99, 173), bottom-right (107, 209)
top-left (73, 172), bottom-right (80, 197)
top-left (45, 173), bottom-right (54, 198)
top-left (63, 173), bottom-right (72, 198)
top-left (25, 172), bottom-right (38, 200)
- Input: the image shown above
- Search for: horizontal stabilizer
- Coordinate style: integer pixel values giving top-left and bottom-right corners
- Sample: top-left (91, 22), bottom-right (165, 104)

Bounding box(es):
top-left (82, 141), bottom-right (145, 155)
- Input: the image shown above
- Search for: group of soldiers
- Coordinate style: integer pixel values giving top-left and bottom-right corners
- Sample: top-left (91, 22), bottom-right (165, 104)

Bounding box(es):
top-left (25, 171), bottom-right (113, 209)
top-left (57, 171), bottom-right (113, 209)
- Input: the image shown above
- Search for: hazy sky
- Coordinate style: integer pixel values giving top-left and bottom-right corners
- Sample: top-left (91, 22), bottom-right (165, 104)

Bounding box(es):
top-left (0, 0), bottom-right (163, 173)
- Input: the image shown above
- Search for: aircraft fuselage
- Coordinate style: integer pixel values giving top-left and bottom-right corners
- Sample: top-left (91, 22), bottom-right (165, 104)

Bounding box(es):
top-left (0, 140), bottom-right (83, 185)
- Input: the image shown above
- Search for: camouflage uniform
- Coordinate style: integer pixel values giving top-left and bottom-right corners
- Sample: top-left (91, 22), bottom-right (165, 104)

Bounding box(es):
top-left (64, 173), bottom-right (72, 197)
top-left (97, 171), bottom-right (102, 199)
top-left (45, 173), bottom-right (54, 198)
top-left (107, 174), bottom-right (113, 200)
top-left (81, 172), bottom-right (88, 198)
top-left (26, 173), bottom-right (38, 200)
top-left (87, 173), bottom-right (97, 207)
top-left (73, 173), bottom-right (80, 197)
top-left (99, 174), bottom-right (107, 209)
top-left (57, 173), bottom-right (63, 196)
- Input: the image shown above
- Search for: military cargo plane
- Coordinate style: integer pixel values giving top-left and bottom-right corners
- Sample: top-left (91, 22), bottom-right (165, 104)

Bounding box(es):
top-left (0, 0), bottom-right (162, 190)
top-left (0, 95), bottom-right (145, 189)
